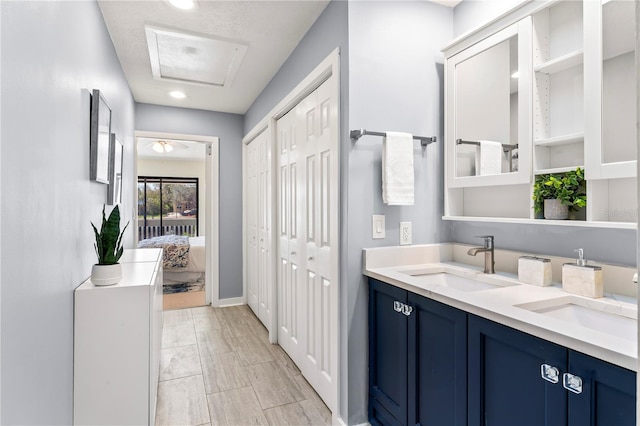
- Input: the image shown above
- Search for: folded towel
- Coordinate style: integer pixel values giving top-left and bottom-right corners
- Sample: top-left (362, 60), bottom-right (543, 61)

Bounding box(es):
top-left (475, 140), bottom-right (502, 176)
top-left (382, 132), bottom-right (414, 205)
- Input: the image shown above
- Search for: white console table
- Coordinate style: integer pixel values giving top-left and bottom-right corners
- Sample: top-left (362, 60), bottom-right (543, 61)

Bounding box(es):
top-left (74, 248), bottom-right (163, 425)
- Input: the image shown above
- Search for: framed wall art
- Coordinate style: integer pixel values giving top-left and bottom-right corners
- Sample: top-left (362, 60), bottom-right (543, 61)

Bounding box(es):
top-left (107, 133), bottom-right (124, 205)
top-left (90, 89), bottom-right (111, 184)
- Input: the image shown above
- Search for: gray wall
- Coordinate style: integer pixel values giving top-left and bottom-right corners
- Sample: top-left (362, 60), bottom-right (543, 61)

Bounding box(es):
top-left (1, 1), bottom-right (136, 423)
top-left (451, 0), bottom-right (637, 266)
top-left (346, 2), bottom-right (453, 422)
top-left (135, 103), bottom-right (244, 299)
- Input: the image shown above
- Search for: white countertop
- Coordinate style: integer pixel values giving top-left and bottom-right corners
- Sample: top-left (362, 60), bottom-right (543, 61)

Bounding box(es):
top-left (363, 245), bottom-right (637, 372)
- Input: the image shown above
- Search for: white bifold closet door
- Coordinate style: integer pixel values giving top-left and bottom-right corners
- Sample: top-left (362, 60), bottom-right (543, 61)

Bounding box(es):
top-left (247, 130), bottom-right (272, 329)
top-left (277, 78), bottom-right (337, 411)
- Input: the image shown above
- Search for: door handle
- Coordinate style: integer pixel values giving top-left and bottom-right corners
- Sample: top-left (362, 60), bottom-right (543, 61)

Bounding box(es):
top-left (308, 256), bottom-right (314, 261)
top-left (563, 373), bottom-right (583, 394)
top-left (392, 301), bottom-right (413, 316)
top-left (540, 364), bottom-right (559, 384)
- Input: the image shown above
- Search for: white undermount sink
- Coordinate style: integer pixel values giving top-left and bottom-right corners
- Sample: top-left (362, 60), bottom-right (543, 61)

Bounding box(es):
top-left (515, 296), bottom-right (637, 341)
top-left (399, 271), bottom-right (517, 292)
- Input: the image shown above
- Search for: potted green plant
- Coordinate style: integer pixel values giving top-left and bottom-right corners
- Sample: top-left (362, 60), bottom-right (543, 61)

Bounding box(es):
top-left (91, 205), bottom-right (129, 286)
top-left (533, 167), bottom-right (586, 220)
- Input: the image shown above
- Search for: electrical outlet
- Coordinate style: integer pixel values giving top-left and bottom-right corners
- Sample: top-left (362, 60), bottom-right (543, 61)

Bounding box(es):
top-left (400, 222), bottom-right (412, 245)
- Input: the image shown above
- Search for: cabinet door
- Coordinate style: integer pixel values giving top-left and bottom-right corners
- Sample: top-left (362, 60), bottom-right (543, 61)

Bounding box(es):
top-left (369, 279), bottom-right (408, 425)
top-left (468, 315), bottom-right (567, 426)
top-left (567, 350), bottom-right (636, 426)
top-left (407, 293), bottom-right (467, 426)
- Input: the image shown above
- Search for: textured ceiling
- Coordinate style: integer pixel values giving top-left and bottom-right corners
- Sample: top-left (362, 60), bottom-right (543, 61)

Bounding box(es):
top-left (98, 0), bottom-right (330, 114)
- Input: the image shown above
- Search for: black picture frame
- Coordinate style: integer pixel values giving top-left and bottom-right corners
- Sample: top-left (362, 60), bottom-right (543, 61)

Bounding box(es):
top-left (90, 89), bottom-right (111, 184)
top-left (107, 133), bottom-right (124, 205)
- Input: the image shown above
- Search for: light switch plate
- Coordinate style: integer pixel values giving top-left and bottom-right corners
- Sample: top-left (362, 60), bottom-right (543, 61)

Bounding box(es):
top-left (400, 222), bottom-right (412, 245)
top-left (372, 215), bottom-right (385, 239)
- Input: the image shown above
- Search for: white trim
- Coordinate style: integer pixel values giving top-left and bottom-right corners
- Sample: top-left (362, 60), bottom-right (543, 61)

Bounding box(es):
top-left (443, 215), bottom-right (637, 230)
top-left (336, 418), bottom-right (368, 426)
top-left (243, 48), bottom-right (341, 419)
top-left (217, 297), bottom-right (246, 308)
top-left (134, 131), bottom-right (220, 307)
top-left (443, 0), bottom-right (552, 56)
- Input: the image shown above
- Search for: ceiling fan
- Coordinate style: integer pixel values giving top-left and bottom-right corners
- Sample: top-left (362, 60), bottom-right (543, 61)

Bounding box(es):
top-left (145, 140), bottom-right (189, 153)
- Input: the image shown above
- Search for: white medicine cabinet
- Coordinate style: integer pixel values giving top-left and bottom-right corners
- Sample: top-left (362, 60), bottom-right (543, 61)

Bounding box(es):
top-left (443, 0), bottom-right (637, 228)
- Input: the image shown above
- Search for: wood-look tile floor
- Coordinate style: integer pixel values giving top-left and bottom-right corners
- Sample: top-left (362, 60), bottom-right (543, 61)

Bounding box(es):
top-left (156, 305), bottom-right (332, 426)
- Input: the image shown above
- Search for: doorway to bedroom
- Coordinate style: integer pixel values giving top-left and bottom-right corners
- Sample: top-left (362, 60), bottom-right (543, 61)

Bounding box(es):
top-left (138, 176), bottom-right (204, 308)
top-left (135, 131), bottom-right (220, 311)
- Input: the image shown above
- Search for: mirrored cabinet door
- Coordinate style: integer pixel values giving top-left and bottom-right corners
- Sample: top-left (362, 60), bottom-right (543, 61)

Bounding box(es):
top-left (584, 0), bottom-right (637, 224)
top-left (445, 17), bottom-right (532, 189)
top-left (585, 0), bottom-right (637, 180)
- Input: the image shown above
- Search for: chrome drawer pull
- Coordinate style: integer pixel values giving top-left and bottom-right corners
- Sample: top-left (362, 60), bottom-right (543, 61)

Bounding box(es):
top-left (393, 301), bottom-right (403, 313)
top-left (563, 373), bottom-right (583, 394)
top-left (402, 305), bottom-right (413, 316)
top-left (540, 364), bottom-right (559, 384)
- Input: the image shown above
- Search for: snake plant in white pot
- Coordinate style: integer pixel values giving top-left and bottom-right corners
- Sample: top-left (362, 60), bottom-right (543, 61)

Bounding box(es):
top-left (91, 205), bottom-right (129, 286)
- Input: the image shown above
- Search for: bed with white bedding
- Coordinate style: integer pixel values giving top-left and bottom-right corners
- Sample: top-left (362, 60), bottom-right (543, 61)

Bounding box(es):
top-left (138, 236), bottom-right (205, 283)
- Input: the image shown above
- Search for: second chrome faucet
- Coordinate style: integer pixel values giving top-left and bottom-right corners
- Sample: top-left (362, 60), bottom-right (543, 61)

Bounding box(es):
top-left (467, 235), bottom-right (495, 274)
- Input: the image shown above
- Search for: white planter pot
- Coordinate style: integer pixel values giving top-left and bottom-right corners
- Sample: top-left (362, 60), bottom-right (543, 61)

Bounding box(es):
top-left (544, 199), bottom-right (569, 220)
top-left (91, 263), bottom-right (122, 286)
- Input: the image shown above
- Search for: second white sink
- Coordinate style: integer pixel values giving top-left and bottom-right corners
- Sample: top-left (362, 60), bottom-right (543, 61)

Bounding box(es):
top-left (515, 296), bottom-right (637, 341)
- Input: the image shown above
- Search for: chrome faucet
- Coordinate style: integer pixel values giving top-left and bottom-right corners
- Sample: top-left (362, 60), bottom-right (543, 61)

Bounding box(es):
top-left (467, 235), bottom-right (495, 274)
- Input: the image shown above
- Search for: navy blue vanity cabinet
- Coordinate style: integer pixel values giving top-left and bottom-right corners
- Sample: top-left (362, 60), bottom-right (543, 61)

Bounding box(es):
top-left (567, 350), bottom-right (636, 426)
top-left (407, 292), bottom-right (467, 426)
top-left (369, 279), bottom-right (409, 425)
top-left (468, 315), bottom-right (568, 426)
top-left (469, 315), bottom-right (637, 426)
top-left (369, 279), bottom-right (468, 426)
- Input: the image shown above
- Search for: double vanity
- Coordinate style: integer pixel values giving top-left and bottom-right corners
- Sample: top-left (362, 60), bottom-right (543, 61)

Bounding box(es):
top-left (364, 243), bottom-right (636, 426)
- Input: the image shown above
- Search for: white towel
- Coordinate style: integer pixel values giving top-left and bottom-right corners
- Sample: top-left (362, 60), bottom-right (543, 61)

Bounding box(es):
top-left (382, 132), bottom-right (414, 205)
top-left (475, 140), bottom-right (502, 176)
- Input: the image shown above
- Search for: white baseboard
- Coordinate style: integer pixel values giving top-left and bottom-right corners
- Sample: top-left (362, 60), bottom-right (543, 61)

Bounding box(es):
top-left (217, 296), bottom-right (246, 307)
top-left (335, 418), bottom-right (369, 426)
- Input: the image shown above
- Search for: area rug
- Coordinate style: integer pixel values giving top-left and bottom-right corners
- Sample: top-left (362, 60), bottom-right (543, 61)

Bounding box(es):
top-left (163, 281), bottom-right (205, 294)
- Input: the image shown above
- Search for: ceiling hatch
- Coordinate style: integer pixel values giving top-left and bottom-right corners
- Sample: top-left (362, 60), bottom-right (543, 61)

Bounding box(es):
top-left (145, 25), bottom-right (248, 87)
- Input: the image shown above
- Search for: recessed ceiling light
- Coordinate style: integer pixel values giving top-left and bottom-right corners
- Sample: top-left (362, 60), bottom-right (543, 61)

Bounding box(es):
top-left (169, 90), bottom-right (186, 99)
top-left (167, 0), bottom-right (196, 10)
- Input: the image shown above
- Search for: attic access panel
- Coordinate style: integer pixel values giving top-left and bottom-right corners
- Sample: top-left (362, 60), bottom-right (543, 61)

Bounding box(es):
top-left (145, 25), bottom-right (248, 87)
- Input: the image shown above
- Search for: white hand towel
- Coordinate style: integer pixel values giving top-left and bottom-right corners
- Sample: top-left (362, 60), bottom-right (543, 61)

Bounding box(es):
top-left (475, 140), bottom-right (503, 176)
top-left (382, 132), bottom-right (414, 205)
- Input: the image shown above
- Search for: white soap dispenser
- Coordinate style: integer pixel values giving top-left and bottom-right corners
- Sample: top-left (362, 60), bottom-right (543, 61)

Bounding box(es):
top-left (562, 248), bottom-right (603, 298)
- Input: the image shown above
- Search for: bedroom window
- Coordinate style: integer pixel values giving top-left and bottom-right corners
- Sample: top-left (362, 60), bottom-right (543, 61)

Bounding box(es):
top-left (138, 176), bottom-right (199, 240)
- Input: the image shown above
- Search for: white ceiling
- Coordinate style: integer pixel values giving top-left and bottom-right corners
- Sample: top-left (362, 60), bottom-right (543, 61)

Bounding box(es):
top-left (98, 0), bottom-right (330, 114)
top-left (99, 0), bottom-right (461, 115)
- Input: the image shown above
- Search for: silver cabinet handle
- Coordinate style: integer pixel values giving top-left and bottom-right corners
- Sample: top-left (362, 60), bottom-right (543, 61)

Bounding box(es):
top-left (563, 373), bottom-right (583, 394)
top-left (541, 364), bottom-right (559, 384)
top-left (308, 256), bottom-right (314, 261)
top-left (392, 301), bottom-right (413, 316)
top-left (291, 251), bottom-right (296, 255)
